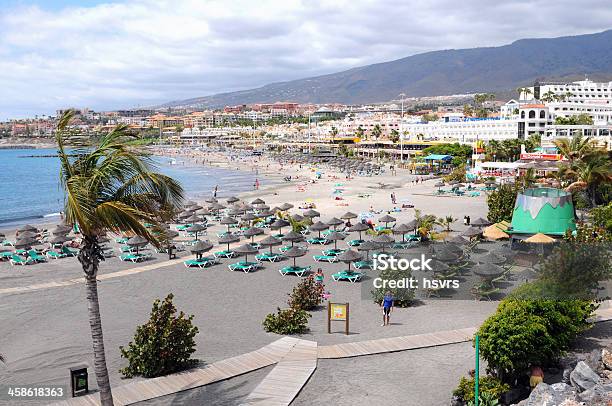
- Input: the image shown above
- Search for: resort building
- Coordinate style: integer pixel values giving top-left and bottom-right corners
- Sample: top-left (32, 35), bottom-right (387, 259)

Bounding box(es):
top-left (400, 118), bottom-right (518, 143)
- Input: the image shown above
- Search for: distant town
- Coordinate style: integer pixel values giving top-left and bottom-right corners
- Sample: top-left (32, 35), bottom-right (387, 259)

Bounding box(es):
top-left (2, 79), bottom-right (611, 161)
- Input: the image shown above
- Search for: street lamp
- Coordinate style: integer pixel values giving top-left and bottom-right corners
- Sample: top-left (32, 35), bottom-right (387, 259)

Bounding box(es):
top-left (399, 93), bottom-right (406, 163)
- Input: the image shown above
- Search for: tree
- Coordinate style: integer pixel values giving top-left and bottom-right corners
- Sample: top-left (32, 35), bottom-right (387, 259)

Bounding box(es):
top-left (287, 277), bottom-right (324, 311)
top-left (436, 216), bottom-right (456, 232)
top-left (525, 134), bottom-right (541, 152)
top-left (463, 104), bottom-right (473, 117)
top-left (330, 126), bottom-right (338, 137)
top-left (561, 151), bottom-right (612, 206)
top-left (516, 87), bottom-right (532, 100)
top-left (355, 125), bottom-right (365, 139)
top-left (389, 129), bottom-right (399, 143)
top-left (486, 183), bottom-right (521, 223)
top-left (540, 90), bottom-right (557, 103)
top-left (371, 124), bottom-right (382, 140)
top-left (119, 294), bottom-right (199, 378)
top-left (552, 134), bottom-right (594, 164)
top-left (422, 143), bottom-right (472, 165)
top-left (554, 114), bottom-right (594, 126)
top-left (56, 110), bottom-right (184, 405)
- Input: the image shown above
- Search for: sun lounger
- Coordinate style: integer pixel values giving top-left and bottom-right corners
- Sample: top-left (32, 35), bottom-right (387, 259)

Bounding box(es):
top-left (471, 285), bottom-right (500, 301)
top-left (255, 252), bottom-right (285, 262)
top-left (353, 260), bottom-right (372, 269)
top-left (46, 250), bottom-right (67, 259)
top-left (313, 255), bottom-right (338, 263)
top-left (228, 261), bottom-right (261, 273)
top-left (392, 241), bottom-right (417, 249)
top-left (0, 251), bottom-right (14, 260)
top-left (1, 240), bottom-right (14, 246)
top-left (184, 257), bottom-right (217, 268)
top-left (27, 249), bottom-right (47, 262)
top-left (347, 239), bottom-right (364, 247)
top-left (331, 271), bottom-right (363, 283)
top-left (322, 248), bottom-right (345, 256)
top-left (214, 250), bottom-right (236, 259)
top-left (115, 237), bottom-right (129, 244)
top-left (119, 253), bottom-right (151, 263)
top-left (279, 265), bottom-right (312, 277)
top-left (307, 237), bottom-right (330, 245)
top-left (9, 254), bottom-right (35, 266)
top-left (61, 246), bottom-right (78, 257)
top-left (176, 224), bottom-right (193, 231)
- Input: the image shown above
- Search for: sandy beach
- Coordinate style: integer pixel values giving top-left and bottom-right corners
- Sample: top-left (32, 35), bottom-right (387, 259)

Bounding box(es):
top-left (0, 149), bottom-right (593, 406)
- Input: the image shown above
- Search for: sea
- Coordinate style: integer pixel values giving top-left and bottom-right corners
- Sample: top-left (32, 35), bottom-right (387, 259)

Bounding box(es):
top-left (0, 148), bottom-right (263, 228)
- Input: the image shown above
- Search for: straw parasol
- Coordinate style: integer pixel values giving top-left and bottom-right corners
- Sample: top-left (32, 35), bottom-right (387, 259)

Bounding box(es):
top-left (483, 225), bottom-right (510, 241)
top-left (302, 209), bottom-right (320, 219)
top-left (204, 197), bottom-right (217, 203)
top-left (291, 214), bottom-right (304, 222)
top-left (233, 244), bottom-right (259, 262)
top-left (433, 243), bottom-right (463, 256)
top-left (525, 233), bottom-right (556, 244)
top-left (471, 217), bottom-right (491, 228)
top-left (258, 235), bottom-right (282, 253)
top-left (50, 235), bottom-right (72, 245)
top-left (336, 249), bottom-right (363, 273)
top-left (270, 219), bottom-right (290, 234)
top-left (190, 240), bottom-right (213, 259)
top-left (189, 204), bottom-right (203, 211)
top-left (186, 224), bottom-right (207, 240)
top-left (378, 214), bottom-right (397, 228)
top-left (357, 240), bottom-right (379, 259)
top-left (433, 249), bottom-right (460, 263)
top-left (251, 198), bottom-right (266, 205)
top-left (309, 221), bottom-right (329, 238)
top-left (405, 219), bottom-right (418, 231)
top-left (127, 235), bottom-right (148, 254)
top-left (220, 217), bottom-right (238, 232)
top-left (185, 214), bottom-right (201, 224)
top-left (282, 230), bottom-right (304, 246)
top-left (393, 224), bottom-right (413, 242)
top-left (434, 181), bottom-right (445, 192)
top-left (218, 233), bottom-right (240, 251)
top-left (51, 225), bottom-right (72, 235)
top-left (479, 251), bottom-right (506, 264)
top-left (14, 236), bottom-right (39, 249)
top-left (208, 202), bottom-right (226, 212)
top-left (445, 235), bottom-right (468, 245)
top-left (461, 226), bottom-right (482, 239)
top-left (283, 246), bottom-right (307, 268)
top-left (279, 203), bottom-right (294, 211)
top-left (257, 209), bottom-right (275, 218)
top-left (341, 212), bottom-right (358, 220)
top-left (226, 196), bottom-right (240, 204)
top-left (327, 217), bottom-right (344, 230)
top-left (325, 231), bottom-right (346, 250)
top-left (17, 224), bottom-right (38, 232)
top-left (243, 227), bottom-right (264, 244)
top-left (348, 222), bottom-right (369, 240)
top-left (472, 263), bottom-right (505, 280)
top-left (372, 234), bottom-right (394, 252)
top-left (17, 230), bottom-right (37, 239)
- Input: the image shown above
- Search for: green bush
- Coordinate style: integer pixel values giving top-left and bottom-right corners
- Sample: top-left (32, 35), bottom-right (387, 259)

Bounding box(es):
top-left (287, 277), bottom-right (324, 311)
top-left (476, 298), bottom-right (592, 382)
top-left (453, 375), bottom-right (509, 403)
top-left (371, 266), bottom-right (415, 307)
top-left (263, 307), bottom-right (311, 334)
top-left (119, 294), bottom-right (199, 378)
top-left (592, 202), bottom-right (612, 234)
top-left (468, 392), bottom-right (500, 406)
top-left (486, 183), bottom-right (521, 223)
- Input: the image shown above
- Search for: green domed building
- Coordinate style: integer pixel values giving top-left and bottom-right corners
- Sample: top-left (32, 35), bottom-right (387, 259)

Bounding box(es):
top-left (510, 188), bottom-right (576, 236)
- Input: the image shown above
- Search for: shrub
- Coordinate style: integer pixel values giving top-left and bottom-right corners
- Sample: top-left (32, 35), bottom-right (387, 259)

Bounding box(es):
top-left (287, 276), bottom-right (324, 311)
top-left (263, 307), bottom-right (311, 335)
top-left (371, 265), bottom-right (415, 307)
top-left (476, 298), bottom-right (592, 382)
top-left (453, 375), bottom-right (509, 403)
top-left (119, 294), bottom-right (199, 378)
top-left (486, 183), bottom-right (521, 223)
top-left (591, 202), bottom-right (612, 234)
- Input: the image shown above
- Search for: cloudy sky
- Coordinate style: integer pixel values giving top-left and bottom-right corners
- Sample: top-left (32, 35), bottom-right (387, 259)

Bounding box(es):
top-left (1, 0), bottom-right (611, 119)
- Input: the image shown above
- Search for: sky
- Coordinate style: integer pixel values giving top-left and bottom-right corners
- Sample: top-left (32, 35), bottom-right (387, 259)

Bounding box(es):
top-left (1, 0), bottom-right (612, 120)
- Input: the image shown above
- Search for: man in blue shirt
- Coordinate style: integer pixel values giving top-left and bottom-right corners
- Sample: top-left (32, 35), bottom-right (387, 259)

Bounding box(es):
top-left (381, 291), bottom-right (394, 327)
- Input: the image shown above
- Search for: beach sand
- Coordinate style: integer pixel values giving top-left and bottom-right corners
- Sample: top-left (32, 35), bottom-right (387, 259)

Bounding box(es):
top-left (0, 152), bottom-right (517, 405)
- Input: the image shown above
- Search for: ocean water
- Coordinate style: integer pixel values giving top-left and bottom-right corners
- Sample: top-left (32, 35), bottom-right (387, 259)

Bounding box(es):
top-left (0, 149), bottom-right (263, 227)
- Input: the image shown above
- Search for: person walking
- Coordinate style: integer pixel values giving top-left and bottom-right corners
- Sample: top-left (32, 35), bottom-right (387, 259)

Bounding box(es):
top-left (380, 291), bottom-right (394, 326)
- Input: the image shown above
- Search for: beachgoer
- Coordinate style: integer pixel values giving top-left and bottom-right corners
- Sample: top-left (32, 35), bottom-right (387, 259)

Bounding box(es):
top-left (530, 366), bottom-right (544, 390)
top-left (255, 178), bottom-right (260, 190)
top-left (380, 291), bottom-right (394, 326)
top-left (213, 185), bottom-right (218, 198)
top-left (315, 268), bottom-right (324, 284)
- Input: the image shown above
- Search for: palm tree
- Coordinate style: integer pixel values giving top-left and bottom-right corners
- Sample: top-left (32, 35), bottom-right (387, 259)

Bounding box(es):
top-left (553, 135), bottom-right (594, 165)
top-left (562, 152), bottom-right (612, 206)
top-left (355, 125), bottom-right (365, 140)
top-left (372, 124), bottom-right (382, 140)
top-left (55, 111), bottom-right (184, 405)
top-left (389, 129), bottom-right (399, 143)
top-left (436, 216), bottom-right (456, 232)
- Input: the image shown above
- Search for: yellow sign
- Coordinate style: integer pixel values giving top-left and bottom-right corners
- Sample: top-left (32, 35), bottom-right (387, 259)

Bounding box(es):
top-left (330, 303), bottom-right (347, 321)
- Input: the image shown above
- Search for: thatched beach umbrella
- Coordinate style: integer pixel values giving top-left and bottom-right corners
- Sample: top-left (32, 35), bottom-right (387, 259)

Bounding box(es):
top-left (471, 217), bottom-right (491, 228)
top-left (233, 243), bottom-right (259, 263)
top-left (393, 224), bottom-right (413, 242)
top-left (483, 225), bottom-right (509, 241)
top-left (372, 234), bottom-right (394, 252)
top-left (259, 235), bottom-right (282, 253)
top-left (17, 231), bottom-right (37, 239)
top-left (309, 221), bottom-right (329, 238)
top-left (433, 249), bottom-right (460, 263)
top-left (434, 181), bottom-right (445, 192)
top-left (282, 230), bottom-right (304, 246)
top-left (291, 214), bottom-right (304, 222)
top-left (18, 224), bottom-right (38, 232)
top-left (302, 209), bottom-right (320, 219)
top-left (251, 198), bottom-right (266, 205)
top-left (127, 235), bottom-right (148, 254)
top-left (258, 209), bottom-right (275, 218)
top-left (51, 225), bottom-right (72, 235)
top-left (228, 207), bottom-right (245, 217)
top-left (357, 240), bottom-right (379, 259)
top-left (190, 240), bottom-right (213, 259)
top-left (218, 233), bottom-right (240, 252)
top-left (348, 222), bottom-right (369, 240)
top-left (341, 212), bottom-right (358, 220)
top-left (336, 249), bottom-right (363, 273)
top-left (405, 219), bottom-right (418, 232)
top-left (472, 263), bottom-right (505, 280)
top-left (327, 217), bottom-right (344, 230)
top-left (205, 196), bottom-right (218, 204)
top-left (525, 233), bottom-right (555, 244)
top-left (50, 235), bottom-right (72, 245)
top-left (220, 216), bottom-right (238, 233)
top-left (378, 215), bottom-right (397, 228)
top-left (479, 251), bottom-right (506, 264)
top-left (186, 224), bottom-right (207, 240)
top-left (226, 196), bottom-right (240, 204)
top-left (243, 227), bottom-right (263, 244)
top-left (279, 202), bottom-right (294, 211)
top-left (325, 231), bottom-right (346, 250)
top-left (462, 226), bottom-right (482, 239)
top-left (270, 219), bottom-right (290, 235)
top-left (445, 235), bottom-right (468, 245)
top-left (185, 214), bottom-right (201, 224)
top-left (14, 236), bottom-right (38, 249)
top-left (433, 243), bottom-right (463, 257)
top-left (283, 246), bottom-right (307, 268)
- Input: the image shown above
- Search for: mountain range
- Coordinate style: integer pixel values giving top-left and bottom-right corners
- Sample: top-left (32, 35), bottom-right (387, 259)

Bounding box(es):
top-left (161, 29), bottom-right (612, 108)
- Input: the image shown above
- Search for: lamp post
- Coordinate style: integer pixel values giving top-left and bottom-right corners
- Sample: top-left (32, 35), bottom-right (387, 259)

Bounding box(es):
top-left (399, 93), bottom-right (406, 163)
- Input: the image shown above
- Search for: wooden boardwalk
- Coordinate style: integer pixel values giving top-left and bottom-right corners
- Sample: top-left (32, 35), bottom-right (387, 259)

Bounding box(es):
top-left (318, 327), bottom-right (476, 359)
top-left (241, 339), bottom-right (317, 406)
top-left (53, 337), bottom-right (300, 406)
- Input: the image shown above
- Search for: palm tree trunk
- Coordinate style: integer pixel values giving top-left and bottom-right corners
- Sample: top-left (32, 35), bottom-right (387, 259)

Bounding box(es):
top-left (80, 240), bottom-right (114, 406)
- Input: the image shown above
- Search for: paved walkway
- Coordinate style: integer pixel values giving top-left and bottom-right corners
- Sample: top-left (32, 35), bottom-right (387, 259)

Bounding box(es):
top-left (241, 340), bottom-right (318, 405)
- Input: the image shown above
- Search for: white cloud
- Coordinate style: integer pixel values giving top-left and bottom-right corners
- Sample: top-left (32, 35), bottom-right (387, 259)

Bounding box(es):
top-left (0, 0), bottom-right (611, 118)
